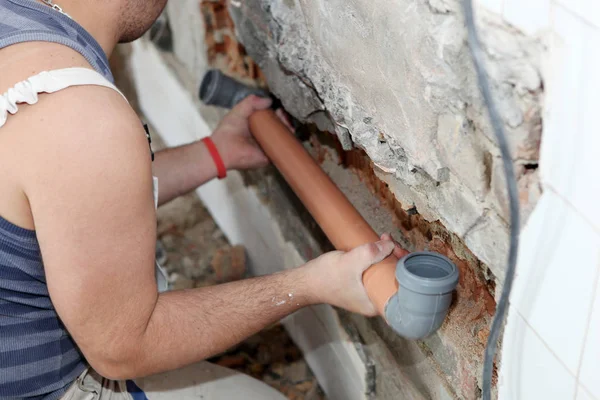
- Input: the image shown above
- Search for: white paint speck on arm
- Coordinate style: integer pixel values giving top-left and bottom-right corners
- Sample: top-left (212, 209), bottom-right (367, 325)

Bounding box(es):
top-left (272, 296), bottom-right (287, 306)
top-left (272, 293), bottom-right (294, 306)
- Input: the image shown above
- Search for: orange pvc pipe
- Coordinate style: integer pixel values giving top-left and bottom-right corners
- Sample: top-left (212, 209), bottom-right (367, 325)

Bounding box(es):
top-left (249, 109), bottom-right (399, 315)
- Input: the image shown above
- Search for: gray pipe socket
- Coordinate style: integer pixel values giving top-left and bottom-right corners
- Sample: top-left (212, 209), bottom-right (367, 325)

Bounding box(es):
top-left (385, 252), bottom-right (459, 339)
top-left (199, 69), bottom-right (268, 109)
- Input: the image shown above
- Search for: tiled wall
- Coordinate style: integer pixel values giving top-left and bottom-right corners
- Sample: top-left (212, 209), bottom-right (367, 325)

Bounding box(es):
top-left (496, 1), bottom-right (600, 399)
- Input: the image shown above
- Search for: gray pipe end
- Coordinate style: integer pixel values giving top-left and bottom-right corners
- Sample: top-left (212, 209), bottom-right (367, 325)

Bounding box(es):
top-left (199, 69), bottom-right (268, 109)
top-left (385, 252), bottom-right (459, 339)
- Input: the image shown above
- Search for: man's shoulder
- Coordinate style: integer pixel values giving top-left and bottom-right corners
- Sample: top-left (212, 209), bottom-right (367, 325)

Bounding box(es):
top-left (0, 64), bottom-right (150, 231)
top-left (10, 82), bottom-right (147, 166)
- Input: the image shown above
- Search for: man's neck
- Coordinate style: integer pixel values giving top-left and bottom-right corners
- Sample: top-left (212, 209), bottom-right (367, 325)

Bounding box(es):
top-left (38, 0), bottom-right (120, 56)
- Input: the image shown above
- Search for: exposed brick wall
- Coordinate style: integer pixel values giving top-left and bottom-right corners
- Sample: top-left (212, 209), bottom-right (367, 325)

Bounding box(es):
top-left (200, 0), bottom-right (264, 82)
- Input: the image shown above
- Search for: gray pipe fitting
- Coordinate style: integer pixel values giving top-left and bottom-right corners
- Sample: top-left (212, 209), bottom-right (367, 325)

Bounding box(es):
top-left (199, 69), bottom-right (268, 109)
top-left (385, 252), bottom-right (459, 339)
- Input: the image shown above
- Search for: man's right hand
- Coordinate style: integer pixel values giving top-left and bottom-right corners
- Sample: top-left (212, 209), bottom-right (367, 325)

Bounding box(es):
top-left (304, 239), bottom-right (397, 317)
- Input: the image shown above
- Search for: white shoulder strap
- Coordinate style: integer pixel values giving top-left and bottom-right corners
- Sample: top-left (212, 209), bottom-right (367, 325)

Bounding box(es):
top-left (0, 68), bottom-right (127, 128)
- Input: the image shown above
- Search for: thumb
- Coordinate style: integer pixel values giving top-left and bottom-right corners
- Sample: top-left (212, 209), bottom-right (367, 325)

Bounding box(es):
top-left (251, 95), bottom-right (273, 110)
top-left (232, 95), bottom-right (272, 118)
top-left (346, 240), bottom-right (395, 273)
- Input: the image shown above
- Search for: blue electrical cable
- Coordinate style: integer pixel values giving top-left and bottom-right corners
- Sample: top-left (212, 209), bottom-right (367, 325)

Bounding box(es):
top-left (462, 1), bottom-right (521, 399)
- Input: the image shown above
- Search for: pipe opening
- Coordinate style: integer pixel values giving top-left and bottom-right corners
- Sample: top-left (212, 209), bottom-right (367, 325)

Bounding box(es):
top-left (405, 255), bottom-right (454, 279)
top-left (395, 252), bottom-right (459, 296)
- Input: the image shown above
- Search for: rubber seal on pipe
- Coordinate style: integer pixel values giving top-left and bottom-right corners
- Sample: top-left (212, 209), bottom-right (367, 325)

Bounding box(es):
top-left (396, 252), bottom-right (458, 295)
top-left (384, 252), bottom-right (459, 339)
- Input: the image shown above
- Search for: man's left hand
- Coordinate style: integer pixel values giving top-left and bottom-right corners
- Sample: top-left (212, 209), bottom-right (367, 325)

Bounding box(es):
top-left (211, 95), bottom-right (291, 171)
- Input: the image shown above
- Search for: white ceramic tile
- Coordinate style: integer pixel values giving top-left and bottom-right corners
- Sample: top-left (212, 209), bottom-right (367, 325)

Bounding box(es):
top-left (564, 24), bottom-right (600, 231)
top-left (504, 0), bottom-right (550, 34)
top-left (554, 0), bottom-right (584, 18)
top-left (583, 0), bottom-right (600, 28)
top-left (476, 0), bottom-right (504, 14)
top-left (499, 310), bottom-right (577, 400)
top-left (579, 278), bottom-right (600, 399)
top-left (544, 3), bottom-right (600, 230)
top-left (510, 191), bottom-right (600, 374)
top-left (540, 4), bottom-right (585, 199)
top-left (576, 385), bottom-right (597, 400)
top-left (555, 0), bottom-right (600, 29)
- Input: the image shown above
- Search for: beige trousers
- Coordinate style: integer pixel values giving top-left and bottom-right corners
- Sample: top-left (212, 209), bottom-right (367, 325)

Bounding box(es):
top-left (61, 362), bottom-right (287, 400)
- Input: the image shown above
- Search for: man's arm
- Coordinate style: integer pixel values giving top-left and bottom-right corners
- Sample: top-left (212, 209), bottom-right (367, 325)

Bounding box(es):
top-left (152, 95), bottom-right (273, 206)
top-left (151, 140), bottom-right (217, 206)
top-left (25, 86), bottom-right (395, 380)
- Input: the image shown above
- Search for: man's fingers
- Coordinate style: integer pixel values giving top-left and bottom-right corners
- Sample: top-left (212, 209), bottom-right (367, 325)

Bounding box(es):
top-left (231, 95), bottom-right (272, 119)
top-left (347, 240), bottom-right (395, 273)
top-left (373, 241), bottom-right (396, 263)
top-left (275, 108), bottom-right (294, 132)
top-left (379, 233), bottom-right (409, 259)
top-left (394, 247), bottom-right (410, 259)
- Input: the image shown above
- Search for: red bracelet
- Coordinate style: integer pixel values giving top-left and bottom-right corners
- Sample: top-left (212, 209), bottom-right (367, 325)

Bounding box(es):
top-left (202, 137), bottom-right (227, 180)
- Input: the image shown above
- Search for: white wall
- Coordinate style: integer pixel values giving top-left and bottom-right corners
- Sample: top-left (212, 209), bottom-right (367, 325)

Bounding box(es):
top-left (498, 1), bottom-right (600, 399)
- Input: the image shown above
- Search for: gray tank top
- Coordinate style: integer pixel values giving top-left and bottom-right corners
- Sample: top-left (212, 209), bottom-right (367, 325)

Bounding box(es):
top-left (0, 0), bottom-right (113, 82)
top-left (0, 1), bottom-right (115, 398)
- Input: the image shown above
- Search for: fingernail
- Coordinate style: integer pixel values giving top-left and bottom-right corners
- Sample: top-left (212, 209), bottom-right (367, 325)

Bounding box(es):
top-left (375, 240), bottom-right (394, 253)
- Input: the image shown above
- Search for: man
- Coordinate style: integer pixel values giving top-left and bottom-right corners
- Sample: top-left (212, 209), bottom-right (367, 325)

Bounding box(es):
top-left (0, 0), bottom-right (403, 398)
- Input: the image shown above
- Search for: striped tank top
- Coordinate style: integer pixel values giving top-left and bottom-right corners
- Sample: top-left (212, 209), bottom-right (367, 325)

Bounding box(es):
top-left (0, 1), bottom-right (113, 398)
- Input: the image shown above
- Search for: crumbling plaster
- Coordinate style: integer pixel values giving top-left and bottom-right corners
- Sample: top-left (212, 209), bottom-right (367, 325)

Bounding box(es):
top-left (228, 0), bottom-right (544, 280)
